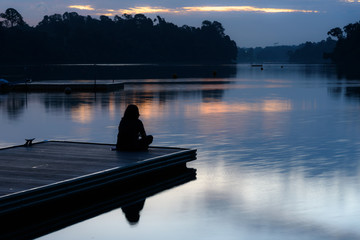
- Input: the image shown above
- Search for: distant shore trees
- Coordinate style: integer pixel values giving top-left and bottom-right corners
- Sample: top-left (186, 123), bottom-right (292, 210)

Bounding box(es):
top-left (237, 20), bottom-right (360, 73)
top-left (0, 8), bottom-right (238, 64)
top-left (237, 38), bottom-right (336, 64)
top-left (288, 38), bottom-right (336, 63)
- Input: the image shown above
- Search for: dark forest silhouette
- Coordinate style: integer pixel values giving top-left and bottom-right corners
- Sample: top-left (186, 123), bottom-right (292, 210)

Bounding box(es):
top-left (327, 20), bottom-right (360, 78)
top-left (0, 8), bottom-right (238, 64)
top-left (1, 7), bottom-right (359, 76)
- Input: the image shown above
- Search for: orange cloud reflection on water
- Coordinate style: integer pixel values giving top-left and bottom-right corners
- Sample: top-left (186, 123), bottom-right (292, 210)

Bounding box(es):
top-left (108, 94), bottom-right (116, 120)
top-left (192, 100), bottom-right (292, 115)
top-left (134, 101), bottom-right (170, 120)
top-left (71, 104), bottom-right (94, 124)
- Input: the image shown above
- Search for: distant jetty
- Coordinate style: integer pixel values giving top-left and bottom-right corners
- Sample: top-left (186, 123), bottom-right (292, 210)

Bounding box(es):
top-left (10, 81), bottom-right (124, 93)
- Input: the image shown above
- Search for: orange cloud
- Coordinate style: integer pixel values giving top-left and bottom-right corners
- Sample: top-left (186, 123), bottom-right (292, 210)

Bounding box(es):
top-left (93, 6), bottom-right (175, 16)
top-left (117, 6), bottom-right (176, 14)
top-left (68, 5), bottom-right (95, 11)
top-left (182, 6), bottom-right (318, 13)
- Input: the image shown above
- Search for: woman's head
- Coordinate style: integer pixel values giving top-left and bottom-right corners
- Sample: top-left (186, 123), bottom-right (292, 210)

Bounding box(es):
top-left (123, 104), bottom-right (140, 119)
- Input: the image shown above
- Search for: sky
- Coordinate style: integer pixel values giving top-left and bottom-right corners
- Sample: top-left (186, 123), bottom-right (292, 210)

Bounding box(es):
top-left (0, 0), bottom-right (359, 47)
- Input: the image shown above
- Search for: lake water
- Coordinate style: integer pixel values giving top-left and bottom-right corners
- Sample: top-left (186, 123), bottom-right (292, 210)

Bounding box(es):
top-left (1, 64), bottom-right (360, 240)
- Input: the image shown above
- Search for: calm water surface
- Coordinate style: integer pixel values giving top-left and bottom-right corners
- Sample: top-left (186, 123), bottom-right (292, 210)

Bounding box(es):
top-left (1, 64), bottom-right (360, 239)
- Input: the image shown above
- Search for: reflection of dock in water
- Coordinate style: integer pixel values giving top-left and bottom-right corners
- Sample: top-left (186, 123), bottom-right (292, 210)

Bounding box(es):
top-left (123, 79), bottom-right (234, 85)
top-left (11, 81), bottom-right (124, 93)
top-left (6, 78), bottom-right (232, 93)
top-left (0, 140), bottom-right (197, 239)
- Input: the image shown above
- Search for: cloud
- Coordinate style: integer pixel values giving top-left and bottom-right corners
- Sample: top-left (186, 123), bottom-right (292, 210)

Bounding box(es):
top-left (68, 5), bottom-right (95, 11)
top-left (182, 6), bottom-right (318, 13)
top-left (105, 6), bottom-right (175, 15)
top-left (67, 5), bottom-right (318, 16)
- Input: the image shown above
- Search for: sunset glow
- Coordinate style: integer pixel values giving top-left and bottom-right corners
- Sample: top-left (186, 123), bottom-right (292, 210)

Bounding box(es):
top-left (182, 6), bottom-right (318, 13)
top-left (67, 5), bottom-right (318, 15)
top-left (117, 6), bottom-right (175, 14)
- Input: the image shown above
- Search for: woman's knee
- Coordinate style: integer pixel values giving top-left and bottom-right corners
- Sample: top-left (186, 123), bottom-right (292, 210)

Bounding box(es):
top-left (147, 135), bottom-right (153, 144)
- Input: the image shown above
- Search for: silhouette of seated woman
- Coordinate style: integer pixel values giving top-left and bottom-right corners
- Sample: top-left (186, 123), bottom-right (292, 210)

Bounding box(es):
top-left (116, 104), bottom-right (153, 151)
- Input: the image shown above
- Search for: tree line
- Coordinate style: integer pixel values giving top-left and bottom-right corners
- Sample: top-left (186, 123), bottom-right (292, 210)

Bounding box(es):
top-left (0, 8), bottom-right (238, 64)
top-left (237, 19), bottom-right (360, 75)
top-left (327, 21), bottom-right (360, 77)
top-left (237, 38), bottom-right (336, 64)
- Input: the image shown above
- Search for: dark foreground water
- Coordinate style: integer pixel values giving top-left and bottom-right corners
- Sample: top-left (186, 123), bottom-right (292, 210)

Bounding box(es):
top-left (1, 64), bottom-right (360, 240)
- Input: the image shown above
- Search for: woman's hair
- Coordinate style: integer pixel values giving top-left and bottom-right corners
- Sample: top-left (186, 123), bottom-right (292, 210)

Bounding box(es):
top-left (123, 104), bottom-right (140, 119)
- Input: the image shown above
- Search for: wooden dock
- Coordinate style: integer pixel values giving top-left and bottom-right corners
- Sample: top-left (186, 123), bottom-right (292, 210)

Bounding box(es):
top-left (0, 141), bottom-right (197, 239)
top-left (10, 81), bottom-right (124, 92)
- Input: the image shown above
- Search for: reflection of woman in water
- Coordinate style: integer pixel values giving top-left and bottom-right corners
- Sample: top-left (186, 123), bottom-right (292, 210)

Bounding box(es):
top-left (122, 199), bottom-right (146, 225)
top-left (116, 104), bottom-right (153, 151)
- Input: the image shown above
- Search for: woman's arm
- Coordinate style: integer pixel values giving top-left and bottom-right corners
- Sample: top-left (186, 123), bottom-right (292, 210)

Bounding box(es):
top-left (138, 120), bottom-right (147, 138)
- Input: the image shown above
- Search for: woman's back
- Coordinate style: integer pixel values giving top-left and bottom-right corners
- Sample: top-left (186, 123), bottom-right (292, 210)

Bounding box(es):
top-left (116, 104), bottom-right (153, 151)
top-left (117, 118), bottom-right (145, 147)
